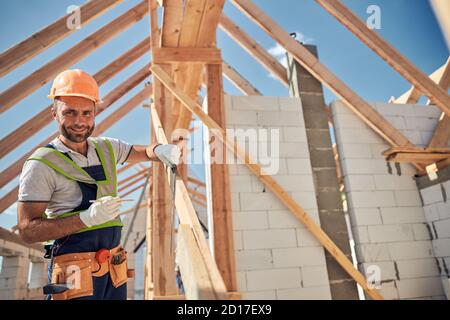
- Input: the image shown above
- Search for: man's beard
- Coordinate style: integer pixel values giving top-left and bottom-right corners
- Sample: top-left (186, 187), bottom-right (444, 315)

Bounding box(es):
top-left (60, 123), bottom-right (95, 143)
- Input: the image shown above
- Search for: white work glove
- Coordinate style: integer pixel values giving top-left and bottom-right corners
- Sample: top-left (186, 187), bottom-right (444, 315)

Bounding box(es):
top-left (154, 144), bottom-right (181, 167)
top-left (79, 196), bottom-right (122, 228)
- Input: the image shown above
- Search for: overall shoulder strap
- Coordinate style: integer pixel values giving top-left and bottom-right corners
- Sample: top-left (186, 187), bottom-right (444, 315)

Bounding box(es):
top-left (27, 147), bottom-right (95, 184)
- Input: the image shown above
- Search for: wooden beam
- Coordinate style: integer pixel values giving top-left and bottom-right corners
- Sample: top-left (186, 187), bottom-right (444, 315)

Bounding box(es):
top-left (187, 176), bottom-right (206, 188)
top-left (428, 58), bottom-right (450, 148)
top-left (152, 48), bottom-right (222, 64)
top-left (0, 39), bottom-right (151, 159)
top-left (118, 171), bottom-right (149, 192)
top-left (120, 183), bottom-right (146, 198)
top-left (174, 0), bottom-right (225, 131)
top-left (150, 101), bottom-right (228, 300)
top-left (314, 0), bottom-right (450, 117)
top-left (0, 1), bottom-right (149, 114)
top-left (150, 64), bottom-right (384, 300)
top-left (119, 168), bottom-right (149, 186)
top-left (118, 163), bottom-right (137, 175)
top-left (392, 57), bottom-right (450, 104)
top-left (187, 188), bottom-right (206, 201)
top-left (0, 84), bottom-right (153, 213)
top-left (206, 63), bottom-right (237, 292)
top-left (176, 225), bottom-right (218, 299)
top-left (149, 0), bottom-right (178, 298)
top-left (387, 153), bottom-right (450, 164)
top-left (0, 0), bottom-right (124, 77)
top-left (222, 61), bottom-right (262, 96)
top-left (230, 0), bottom-right (413, 150)
top-left (0, 186), bottom-right (19, 215)
top-left (219, 14), bottom-right (288, 87)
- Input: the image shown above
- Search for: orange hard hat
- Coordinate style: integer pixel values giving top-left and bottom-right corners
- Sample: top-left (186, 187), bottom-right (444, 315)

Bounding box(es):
top-left (48, 69), bottom-right (101, 104)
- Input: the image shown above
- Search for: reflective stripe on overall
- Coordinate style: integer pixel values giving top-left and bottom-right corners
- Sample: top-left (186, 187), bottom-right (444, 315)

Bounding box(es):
top-left (26, 137), bottom-right (126, 300)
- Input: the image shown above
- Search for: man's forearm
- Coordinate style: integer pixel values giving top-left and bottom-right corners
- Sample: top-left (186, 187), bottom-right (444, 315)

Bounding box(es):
top-left (20, 215), bottom-right (86, 243)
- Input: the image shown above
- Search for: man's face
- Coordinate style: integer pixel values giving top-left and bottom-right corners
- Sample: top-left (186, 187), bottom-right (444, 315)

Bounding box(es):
top-left (52, 96), bottom-right (96, 143)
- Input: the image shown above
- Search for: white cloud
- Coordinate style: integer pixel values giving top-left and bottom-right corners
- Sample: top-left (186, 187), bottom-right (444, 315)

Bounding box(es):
top-left (266, 31), bottom-right (314, 79)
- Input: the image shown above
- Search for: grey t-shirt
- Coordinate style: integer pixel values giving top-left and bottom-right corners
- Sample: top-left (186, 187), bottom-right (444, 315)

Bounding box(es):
top-left (18, 137), bottom-right (132, 218)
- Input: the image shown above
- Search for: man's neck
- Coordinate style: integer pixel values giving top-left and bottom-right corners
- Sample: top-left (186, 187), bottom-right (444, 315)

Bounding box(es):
top-left (58, 135), bottom-right (88, 157)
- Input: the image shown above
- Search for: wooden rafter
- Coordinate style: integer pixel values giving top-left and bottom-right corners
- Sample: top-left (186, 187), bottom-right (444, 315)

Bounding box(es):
top-left (173, 0), bottom-right (225, 131)
top-left (230, 0), bottom-right (414, 151)
top-left (222, 61), bottom-right (262, 96)
top-left (314, 0), bottom-right (450, 117)
top-left (0, 39), bottom-right (151, 159)
top-left (219, 14), bottom-right (288, 87)
top-left (383, 146), bottom-right (450, 163)
top-left (428, 58), bottom-right (450, 148)
top-left (0, 0), bottom-right (125, 77)
top-left (391, 57), bottom-right (450, 104)
top-left (0, 1), bottom-right (149, 114)
top-left (151, 64), bottom-right (384, 300)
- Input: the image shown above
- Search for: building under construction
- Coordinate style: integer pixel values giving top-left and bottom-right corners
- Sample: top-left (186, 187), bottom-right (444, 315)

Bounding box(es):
top-left (0, 0), bottom-right (449, 300)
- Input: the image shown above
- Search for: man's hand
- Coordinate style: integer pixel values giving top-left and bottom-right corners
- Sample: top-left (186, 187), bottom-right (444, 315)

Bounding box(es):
top-left (154, 144), bottom-right (181, 167)
top-left (79, 196), bottom-right (122, 228)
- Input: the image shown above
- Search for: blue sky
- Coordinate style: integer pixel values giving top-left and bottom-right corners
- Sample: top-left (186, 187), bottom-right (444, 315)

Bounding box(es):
top-left (0, 0), bottom-right (448, 229)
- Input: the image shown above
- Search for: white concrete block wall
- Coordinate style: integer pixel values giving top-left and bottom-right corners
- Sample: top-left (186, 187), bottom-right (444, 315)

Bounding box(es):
top-left (225, 95), bottom-right (331, 300)
top-left (419, 180), bottom-right (450, 299)
top-left (331, 100), bottom-right (445, 300)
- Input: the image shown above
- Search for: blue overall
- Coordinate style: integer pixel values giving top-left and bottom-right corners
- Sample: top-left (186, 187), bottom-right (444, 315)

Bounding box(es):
top-left (46, 145), bottom-right (127, 300)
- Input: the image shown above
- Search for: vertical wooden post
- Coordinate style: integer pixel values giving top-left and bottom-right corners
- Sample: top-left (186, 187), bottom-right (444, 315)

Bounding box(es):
top-left (146, 0), bottom-right (177, 299)
top-left (205, 63), bottom-right (237, 292)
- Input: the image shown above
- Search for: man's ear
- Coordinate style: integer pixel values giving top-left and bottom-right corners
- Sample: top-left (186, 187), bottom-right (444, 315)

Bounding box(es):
top-left (51, 103), bottom-right (58, 120)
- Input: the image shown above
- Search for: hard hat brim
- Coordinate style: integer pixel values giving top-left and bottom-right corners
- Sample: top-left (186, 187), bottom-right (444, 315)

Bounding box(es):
top-left (48, 93), bottom-right (102, 104)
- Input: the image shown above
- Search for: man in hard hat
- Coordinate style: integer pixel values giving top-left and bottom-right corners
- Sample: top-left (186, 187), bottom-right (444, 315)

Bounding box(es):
top-left (17, 69), bottom-right (181, 300)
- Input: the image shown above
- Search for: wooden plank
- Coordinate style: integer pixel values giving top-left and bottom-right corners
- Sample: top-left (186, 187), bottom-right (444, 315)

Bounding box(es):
top-left (222, 61), bottom-right (262, 96)
top-left (117, 163), bottom-right (137, 174)
top-left (206, 63), bottom-right (237, 292)
top-left (392, 58), bottom-right (450, 104)
top-left (150, 102), bottom-right (229, 299)
top-left (187, 176), bottom-right (206, 188)
top-left (230, 0), bottom-right (413, 150)
top-left (176, 225), bottom-right (216, 299)
top-left (0, 38), bottom-right (151, 160)
top-left (0, 186), bottom-right (19, 215)
top-left (0, 0), bottom-right (125, 77)
top-left (171, 0), bottom-right (208, 130)
top-left (118, 171), bottom-right (149, 192)
top-left (119, 168), bottom-right (149, 186)
top-left (151, 64), bottom-right (384, 300)
top-left (120, 183), bottom-right (146, 198)
top-left (152, 48), bottom-right (222, 64)
top-left (0, 84), bottom-right (153, 212)
top-left (187, 188), bottom-right (207, 201)
top-left (0, 1), bottom-right (149, 114)
top-left (219, 14), bottom-right (288, 87)
top-left (387, 153), bottom-right (450, 163)
top-left (315, 0), bottom-right (450, 117)
top-left (174, 0), bottom-right (225, 131)
top-left (428, 58), bottom-right (450, 148)
top-left (161, 0), bottom-right (184, 47)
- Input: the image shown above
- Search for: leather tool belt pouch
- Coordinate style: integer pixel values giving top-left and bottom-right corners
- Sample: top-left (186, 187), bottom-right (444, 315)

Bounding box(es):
top-left (50, 246), bottom-right (132, 300)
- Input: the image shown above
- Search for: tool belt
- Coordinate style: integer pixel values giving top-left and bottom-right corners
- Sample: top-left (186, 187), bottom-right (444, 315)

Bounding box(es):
top-left (50, 246), bottom-right (134, 300)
